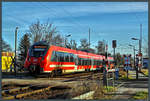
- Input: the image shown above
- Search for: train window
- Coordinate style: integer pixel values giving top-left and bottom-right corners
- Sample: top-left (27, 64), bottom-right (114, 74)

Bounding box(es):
top-left (29, 45), bottom-right (48, 57)
top-left (60, 52), bottom-right (64, 62)
top-left (55, 51), bottom-right (59, 61)
top-left (95, 60), bottom-right (97, 65)
top-left (70, 53), bottom-right (74, 62)
top-left (64, 53), bottom-right (69, 62)
top-left (86, 59), bottom-right (88, 65)
top-left (82, 58), bottom-right (85, 66)
top-left (82, 59), bottom-right (85, 65)
top-left (85, 59), bottom-right (87, 65)
top-left (84, 59), bottom-right (85, 65)
top-left (97, 61), bottom-right (99, 65)
top-left (57, 51), bottom-right (64, 62)
top-left (94, 60), bottom-right (96, 65)
top-left (90, 59), bottom-right (92, 65)
top-left (96, 60), bottom-right (98, 65)
top-left (63, 53), bottom-right (66, 62)
top-left (51, 51), bottom-right (57, 62)
top-left (78, 58), bottom-right (80, 65)
top-left (84, 59), bottom-right (86, 65)
top-left (55, 51), bottom-right (59, 62)
top-left (89, 59), bottom-right (91, 65)
top-left (97, 60), bottom-right (99, 65)
top-left (81, 58), bottom-right (83, 65)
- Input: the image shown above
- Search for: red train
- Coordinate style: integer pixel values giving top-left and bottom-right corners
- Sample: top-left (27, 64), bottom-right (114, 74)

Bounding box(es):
top-left (24, 41), bottom-right (114, 76)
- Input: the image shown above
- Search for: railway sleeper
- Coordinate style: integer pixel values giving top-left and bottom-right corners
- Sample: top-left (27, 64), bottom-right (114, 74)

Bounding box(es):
top-left (2, 86), bottom-right (31, 96)
top-left (2, 86), bottom-right (53, 100)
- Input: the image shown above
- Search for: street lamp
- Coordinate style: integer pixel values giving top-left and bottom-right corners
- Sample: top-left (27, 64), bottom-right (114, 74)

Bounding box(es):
top-left (129, 44), bottom-right (135, 69)
top-left (131, 37), bottom-right (141, 54)
top-left (65, 34), bottom-right (71, 48)
top-left (129, 43), bottom-right (138, 80)
top-left (131, 37), bottom-right (142, 72)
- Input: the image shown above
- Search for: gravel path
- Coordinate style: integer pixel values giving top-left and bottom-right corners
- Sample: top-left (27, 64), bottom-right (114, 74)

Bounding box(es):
top-left (113, 70), bottom-right (148, 99)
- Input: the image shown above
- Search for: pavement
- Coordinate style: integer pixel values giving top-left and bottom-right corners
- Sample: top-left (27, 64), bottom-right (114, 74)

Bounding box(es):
top-left (112, 70), bottom-right (148, 99)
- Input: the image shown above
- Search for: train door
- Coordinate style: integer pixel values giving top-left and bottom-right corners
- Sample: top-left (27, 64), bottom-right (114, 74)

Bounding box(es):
top-left (91, 58), bottom-right (94, 70)
top-left (74, 54), bottom-right (78, 71)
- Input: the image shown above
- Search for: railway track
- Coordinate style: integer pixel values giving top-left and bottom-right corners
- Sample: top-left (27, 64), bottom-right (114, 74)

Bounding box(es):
top-left (2, 85), bottom-right (49, 99)
top-left (2, 85), bottom-right (71, 100)
top-left (2, 70), bottom-right (117, 99)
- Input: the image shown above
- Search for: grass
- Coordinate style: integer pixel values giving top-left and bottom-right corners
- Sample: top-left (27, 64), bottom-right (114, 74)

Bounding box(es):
top-left (104, 86), bottom-right (117, 92)
top-left (119, 71), bottom-right (133, 80)
top-left (141, 69), bottom-right (148, 76)
top-left (93, 85), bottom-right (117, 100)
top-left (133, 91), bottom-right (148, 100)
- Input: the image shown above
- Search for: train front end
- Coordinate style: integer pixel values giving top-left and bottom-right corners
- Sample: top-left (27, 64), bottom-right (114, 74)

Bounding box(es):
top-left (24, 41), bottom-right (49, 74)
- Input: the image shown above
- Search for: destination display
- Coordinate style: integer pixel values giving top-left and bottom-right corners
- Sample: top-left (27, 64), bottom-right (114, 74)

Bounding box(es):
top-left (34, 46), bottom-right (47, 51)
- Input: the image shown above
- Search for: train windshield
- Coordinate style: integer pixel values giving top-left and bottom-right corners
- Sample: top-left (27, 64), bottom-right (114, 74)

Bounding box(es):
top-left (29, 45), bottom-right (48, 57)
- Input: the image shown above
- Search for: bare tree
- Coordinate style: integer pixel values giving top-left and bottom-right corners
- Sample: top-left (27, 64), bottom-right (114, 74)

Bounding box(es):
top-left (116, 53), bottom-right (124, 66)
top-left (78, 38), bottom-right (89, 49)
top-left (53, 34), bottom-right (64, 47)
top-left (96, 40), bottom-right (106, 55)
top-left (2, 38), bottom-right (12, 52)
top-left (29, 20), bottom-right (59, 45)
top-left (67, 39), bottom-right (77, 50)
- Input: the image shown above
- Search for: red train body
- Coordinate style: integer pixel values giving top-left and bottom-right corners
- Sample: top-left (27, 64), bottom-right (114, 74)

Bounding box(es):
top-left (24, 41), bottom-right (114, 75)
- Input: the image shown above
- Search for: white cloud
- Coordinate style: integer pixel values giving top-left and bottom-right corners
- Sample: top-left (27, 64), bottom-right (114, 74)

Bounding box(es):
top-left (39, 2), bottom-right (148, 18)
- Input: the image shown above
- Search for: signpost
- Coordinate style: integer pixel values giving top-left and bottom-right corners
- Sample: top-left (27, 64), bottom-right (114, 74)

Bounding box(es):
top-left (124, 54), bottom-right (131, 78)
top-left (138, 53), bottom-right (142, 72)
top-left (112, 40), bottom-right (116, 90)
top-left (135, 54), bottom-right (139, 79)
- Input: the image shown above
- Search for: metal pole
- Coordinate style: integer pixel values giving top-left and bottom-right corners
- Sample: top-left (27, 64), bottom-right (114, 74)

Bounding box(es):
top-left (133, 46), bottom-right (135, 69)
top-left (140, 24), bottom-right (142, 54)
top-left (89, 28), bottom-right (90, 48)
top-left (113, 48), bottom-right (115, 89)
top-left (114, 48), bottom-right (115, 65)
top-left (15, 27), bottom-right (18, 74)
top-left (113, 71), bottom-right (115, 91)
top-left (136, 55), bottom-right (138, 79)
top-left (65, 37), bottom-right (66, 48)
top-left (140, 24), bottom-right (142, 71)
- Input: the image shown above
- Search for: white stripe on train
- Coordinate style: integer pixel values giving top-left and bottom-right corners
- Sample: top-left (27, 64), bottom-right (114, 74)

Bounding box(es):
top-left (49, 65), bottom-right (75, 67)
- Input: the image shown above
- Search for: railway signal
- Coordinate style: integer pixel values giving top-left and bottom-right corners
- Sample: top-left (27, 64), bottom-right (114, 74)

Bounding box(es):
top-left (112, 40), bottom-right (116, 48)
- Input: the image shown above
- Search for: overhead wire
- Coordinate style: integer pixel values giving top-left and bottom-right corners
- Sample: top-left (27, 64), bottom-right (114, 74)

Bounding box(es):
top-left (36, 2), bottom-right (88, 35)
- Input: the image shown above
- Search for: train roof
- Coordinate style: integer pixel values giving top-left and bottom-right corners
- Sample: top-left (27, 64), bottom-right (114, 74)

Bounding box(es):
top-left (31, 41), bottom-right (113, 61)
top-left (50, 45), bottom-right (114, 61)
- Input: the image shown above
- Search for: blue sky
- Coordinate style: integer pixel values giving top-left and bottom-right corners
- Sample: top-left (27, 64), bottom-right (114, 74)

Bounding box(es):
top-left (2, 2), bottom-right (148, 55)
